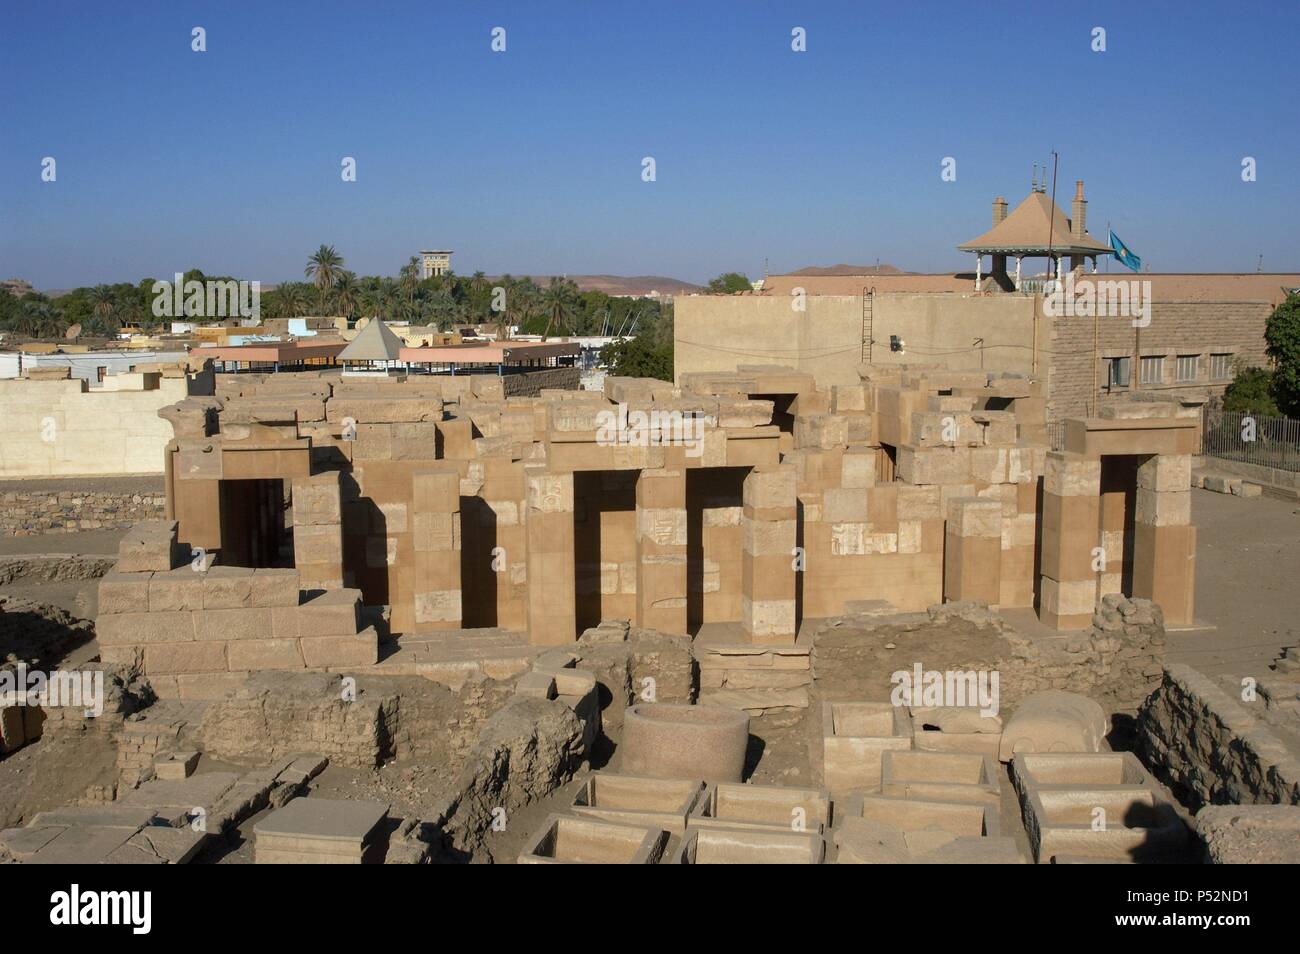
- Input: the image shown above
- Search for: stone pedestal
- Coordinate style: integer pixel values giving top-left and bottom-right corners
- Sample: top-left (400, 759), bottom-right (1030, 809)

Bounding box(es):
top-left (635, 467), bottom-right (688, 635)
top-left (412, 468), bottom-right (462, 631)
top-left (943, 497), bottom-right (1002, 604)
top-left (526, 468), bottom-right (576, 644)
top-left (1038, 452), bottom-right (1101, 629)
top-left (741, 464), bottom-right (797, 644)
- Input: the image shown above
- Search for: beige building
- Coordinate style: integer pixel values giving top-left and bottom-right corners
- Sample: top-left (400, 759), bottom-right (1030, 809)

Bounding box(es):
top-left (676, 185), bottom-right (1297, 421)
top-left (0, 366), bottom-right (212, 477)
top-left (420, 249), bottom-right (453, 279)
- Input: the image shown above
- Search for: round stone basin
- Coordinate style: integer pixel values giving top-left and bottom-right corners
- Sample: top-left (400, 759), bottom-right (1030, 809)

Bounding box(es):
top-left (621, 703), bottom-right (750, 782)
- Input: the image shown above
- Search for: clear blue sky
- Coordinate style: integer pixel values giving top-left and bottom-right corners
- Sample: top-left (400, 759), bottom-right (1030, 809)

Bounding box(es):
top-left (2, 0), bottom-right (1296, 290)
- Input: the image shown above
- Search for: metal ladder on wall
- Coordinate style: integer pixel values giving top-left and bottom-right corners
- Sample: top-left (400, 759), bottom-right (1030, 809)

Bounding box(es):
top-left (861, 286), bottom-right (875, 363)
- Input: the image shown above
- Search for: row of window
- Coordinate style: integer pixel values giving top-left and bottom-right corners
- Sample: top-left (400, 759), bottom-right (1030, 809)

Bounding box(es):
top-left (1106, 352), bottom-right (1233, 389)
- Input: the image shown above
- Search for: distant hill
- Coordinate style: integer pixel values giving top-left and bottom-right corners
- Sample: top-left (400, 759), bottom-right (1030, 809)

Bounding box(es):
top-left (495, 274), bottom-right (702, 297)
top-left (784, 263), bottom-right (912, 276)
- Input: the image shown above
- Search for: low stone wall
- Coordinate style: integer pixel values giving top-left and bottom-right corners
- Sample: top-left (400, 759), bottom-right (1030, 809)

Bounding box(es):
top-left (811, 597), bottom-right (1165, 721)
top-left (0, 476), bottom-right (166, 535)
top-left (1137, 663), bottom-right (1300, 810)
top-left (502, 366), bottom-right (580, 397)
top-left (1197, 455), bottom-right (1300, 497)
top-left (193, 671), bottom-right (514, 771)
top-left (0, 554), bottom-right (115, 587)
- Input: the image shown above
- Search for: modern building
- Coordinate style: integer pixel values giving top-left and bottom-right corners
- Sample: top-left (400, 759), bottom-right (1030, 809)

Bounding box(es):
top-left (419, 250), bottom-right (453, 279)
top-left (676, 180), bottom-right (1299, 421)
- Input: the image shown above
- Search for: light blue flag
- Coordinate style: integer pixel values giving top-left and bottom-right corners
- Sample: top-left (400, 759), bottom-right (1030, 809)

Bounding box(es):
top-left (1110, 230), bottom-right (1142, 272)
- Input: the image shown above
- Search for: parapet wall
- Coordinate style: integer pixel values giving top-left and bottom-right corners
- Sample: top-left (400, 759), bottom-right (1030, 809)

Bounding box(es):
top-left (1137, 663), bottom-right (1300, 810)
top-left (503, 366), bottom-right (580, 397)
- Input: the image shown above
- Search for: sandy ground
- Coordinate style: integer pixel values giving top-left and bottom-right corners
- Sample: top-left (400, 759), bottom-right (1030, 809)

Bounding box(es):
top-left (1169, 489), bottom-right (1300, 677)
top-left (0, 527), bottom-right (127, 556)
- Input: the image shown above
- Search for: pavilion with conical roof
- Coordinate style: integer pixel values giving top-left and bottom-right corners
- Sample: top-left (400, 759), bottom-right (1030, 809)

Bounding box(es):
top-left (959, 180), bottom-right (1111, 291)
top-left (338, 317), bottom-right (405, 369)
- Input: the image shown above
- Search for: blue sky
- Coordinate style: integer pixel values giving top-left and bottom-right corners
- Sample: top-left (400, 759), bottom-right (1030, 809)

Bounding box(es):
top-left (2, 0), bottom-right (1297, 289)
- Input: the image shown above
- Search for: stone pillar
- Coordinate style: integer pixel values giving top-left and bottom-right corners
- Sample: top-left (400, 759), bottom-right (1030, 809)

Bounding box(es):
top-left (1131, 454), bottom-right (1195, 626)
top-left (525, 467), bottom-right (576, 644)
top-left (975, 254), bottom-right (983, 292)
top-left (412, 468), bottom-right (462, 631)
top-left (635, 466), bottom-right (688, 635)
top-left (943, 497), bottom-right (1002, 605)
top-left (1038, 451), bottom-right (1101, 629)
top-left (741, 464), bottom-right (797, 644)
top-left (292, 472), bottom-right (344, 591)
top-left (1014, 256), bottom-right (1022, 290)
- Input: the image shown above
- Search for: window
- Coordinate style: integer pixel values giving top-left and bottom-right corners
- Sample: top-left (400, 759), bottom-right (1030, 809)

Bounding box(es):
top-left (1107, 356), bottom-right (1131, 388)
top-left (1210, 353), bottom-right (1233, 380)
top-left (1175, 354), bottom-right (1199, 382)
top-left (1139, 356), bottom-right (1164, 385)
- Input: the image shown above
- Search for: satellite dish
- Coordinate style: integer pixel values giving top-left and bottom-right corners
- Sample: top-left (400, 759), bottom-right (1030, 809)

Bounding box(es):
top-left (65, 323), bottom-right (82, 339)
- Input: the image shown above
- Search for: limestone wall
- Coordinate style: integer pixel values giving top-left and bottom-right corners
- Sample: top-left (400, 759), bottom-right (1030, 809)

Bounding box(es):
top-left (0, 476), bottom-right (165, 535)
top-left (674, 293), bottom-right (1035, 388)
top-left (1137, 663), bottom-right (1300, 810)
top-left (0, 374), bottom-right (194, 477)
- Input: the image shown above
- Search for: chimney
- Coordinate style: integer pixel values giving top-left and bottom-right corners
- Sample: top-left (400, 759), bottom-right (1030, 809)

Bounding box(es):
top-left (1071, 180), bottom-right (1087, 240)
top-left (992, 196), bottom-right (1007, 226)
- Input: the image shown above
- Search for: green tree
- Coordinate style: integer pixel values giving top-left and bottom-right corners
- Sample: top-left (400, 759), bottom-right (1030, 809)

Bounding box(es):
top-left (602, 334), bottom-right (673, 381)
top-left (705, 272), bottom-right (752, 295)
top-left (90, 284), bottom-right (117, 331)
top-left (333, 271), bottom-right (360, 320)
top-left (1265, 292), bottom-right (1300, 417)
top-left (541, 277), bottom-right (579, 337)
top-left (1222, 366), bottom-right (1280, 416)
top-left (304, 245), bottom-right (345, 311)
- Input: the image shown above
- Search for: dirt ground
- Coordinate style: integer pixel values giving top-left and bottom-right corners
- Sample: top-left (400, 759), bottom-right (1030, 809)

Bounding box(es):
top-left (1172, 489), bottom-right (1300, 677)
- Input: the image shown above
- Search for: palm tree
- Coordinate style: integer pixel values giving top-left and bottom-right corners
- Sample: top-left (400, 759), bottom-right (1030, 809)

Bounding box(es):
top-left (304, 245), bottom-right (345, 311)
top-left (90, 285), bottom-right (117, 330)
top-left (278, 283), bottom-right (308, 318)
top-left (541, 277), bottom-right (578, 338)
top-left (23, 302), bottom-right (65, 339)
top-left (333, 271), bottom-right (360, 320)
top-left (399, 257), bottom-right (420, 296)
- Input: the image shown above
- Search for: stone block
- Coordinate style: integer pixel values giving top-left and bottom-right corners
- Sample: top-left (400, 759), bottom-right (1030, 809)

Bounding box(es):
top-left (1044, 452), bottom-right (1100, 497)
top-left (201, 566), bottom-right (254, 609)
top-left (96, 610), bottom-right (194, 646)
top-left (147, 568), bottom-right (205, 612)
top-left (688, 782), bottom-right (830, 834)
top-left (298, 627), bottom-right (379, 668)
top-left (820, 701), bottom-right (913, 794)
top-left (193, 607), bottom-right (272, 642)
top-left (144, 640), bottom-right (229, 674)
top-left (671, 826), bottom-right (824, 864)
top-left (297, 589), bottom-right (361, 636)
top-left (1136, 454), bottom-right (1191, 492)
top-left (99, 572), bottom-right (154, 615)
top-left (250, 568), bottom-right (301, 608)
top-left (518, 814), bottom-right (669, 864)
top-left (570, 772), bottom-right (705, 832)
top-left (226, 638), bottom-right (306, 671)
top-left (1135, 489), bottom-right (1191, 527)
